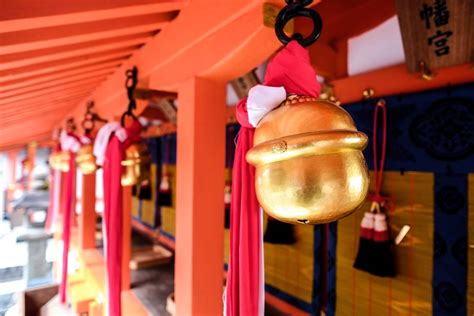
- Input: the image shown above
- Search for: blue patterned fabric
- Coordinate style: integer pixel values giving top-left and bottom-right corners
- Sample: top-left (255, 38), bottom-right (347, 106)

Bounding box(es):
top-left (343, 82), bottom-right (474, 316)
top-left (345, 83), bottom-right (474, 174)
top-left (433, 173), bottom-right (467, 316)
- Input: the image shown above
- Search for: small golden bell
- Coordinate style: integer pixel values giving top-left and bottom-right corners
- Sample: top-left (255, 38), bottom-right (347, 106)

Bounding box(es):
top-left (49, 151), bottom-right (70, 172)
top-left (76, 144), bottom-right (97, 175)
top-left (121, 143), bottom-right (151, 186)
top-left (246, 97), bottom-right (369, 225)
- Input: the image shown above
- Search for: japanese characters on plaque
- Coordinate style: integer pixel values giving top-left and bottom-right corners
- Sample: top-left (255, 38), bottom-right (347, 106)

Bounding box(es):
top-left (395, 0), bottom-right (472, 73)
top-left (419, 0), bottom-right (451, 57)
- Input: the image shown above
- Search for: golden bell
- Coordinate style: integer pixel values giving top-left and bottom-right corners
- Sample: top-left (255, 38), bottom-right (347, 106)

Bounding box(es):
top-left (121, 143), bottom-right (151, 186)
top-left (49, 151), bottom-right (70, 172)
top-left (76, 144), bottom-right (97, 175)
top-left (246, 96), bottom-right (369, 225)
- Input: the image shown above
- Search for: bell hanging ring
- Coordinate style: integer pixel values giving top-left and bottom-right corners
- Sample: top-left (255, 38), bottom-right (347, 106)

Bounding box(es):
top-left (121, 143), bottom-right (151, 186)
top-left (246, 96), bottom-right (369, 225)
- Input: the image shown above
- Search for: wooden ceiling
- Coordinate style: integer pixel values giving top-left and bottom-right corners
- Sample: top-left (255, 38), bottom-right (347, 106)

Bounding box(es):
top-left (0, 0), bottom-right (186, 150)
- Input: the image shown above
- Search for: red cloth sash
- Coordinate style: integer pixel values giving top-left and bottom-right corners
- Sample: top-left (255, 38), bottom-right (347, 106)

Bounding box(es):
top-left (226, 41), bottom-right (320, 316)
top-left (102, 121), bottom-right (141, 316)
top-left (59, 152), bottom-right (75, 303)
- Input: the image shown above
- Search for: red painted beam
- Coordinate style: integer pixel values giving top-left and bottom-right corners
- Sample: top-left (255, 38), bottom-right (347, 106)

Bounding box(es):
top-left (1, 12), bottom-right (177, 47)
top-left (335, 63), bottom-right (474, 104)
top-left (1, 23), bottom-right (166, 55)
top-left (0, 51), bottom-right (131, 83)
top-left (0, 1), bottom-right (187, 33)
top-left (0, 100), bottom-right (86, 124)
top-left (0, 90), bottom-right (92, 113)
top-left (0, 37), bottom-right (149, 71)
top-left (1, 61), bottom-right (121, 92)
top-left (62, 1), bottom-right (280, 126)
top-left (0, 68), bottom-right (114, 97)
top-left (0, 80), bottom-right (103, 105)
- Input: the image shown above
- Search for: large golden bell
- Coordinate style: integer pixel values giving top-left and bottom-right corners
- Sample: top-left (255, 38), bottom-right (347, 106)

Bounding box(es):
top-left (121, 143), bottom-right (151, 186)
top-left (246, 96), bottom-right (369, 225)
top-left (49, 151), bottom-right (70, 172)
top-left (76, 144), bottom-right (97, 175)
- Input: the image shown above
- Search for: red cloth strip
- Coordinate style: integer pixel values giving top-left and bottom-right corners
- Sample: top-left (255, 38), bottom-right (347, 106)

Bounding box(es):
top-left (103, 135), bottom-right (124, 316)
top-left (59, 152), bottom-right (75, 303)
top-left (226, 41), bottom-right (320, 316)
top-left (102, 121), bottom-right (141, 316)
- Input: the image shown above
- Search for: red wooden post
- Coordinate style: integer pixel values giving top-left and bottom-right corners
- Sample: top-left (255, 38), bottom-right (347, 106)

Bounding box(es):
top-left (175, 77), bottom-right (226, 315)
top-left (78, 172), bottom-right (96, 250)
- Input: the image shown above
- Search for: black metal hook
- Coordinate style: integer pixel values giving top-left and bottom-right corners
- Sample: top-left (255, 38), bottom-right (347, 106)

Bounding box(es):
top-left (66, 117), bottom-right (76, 133)
top-left (275, 0), bottom-right (322, 47)
top-left (121, 66), bottom-right (138, 127)
top-left (82, 101), bottom-right (108, 135)
top-left (82, 101), bottom-right (95, 135)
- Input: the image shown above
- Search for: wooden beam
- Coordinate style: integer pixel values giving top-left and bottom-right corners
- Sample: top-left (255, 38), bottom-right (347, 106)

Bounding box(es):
top-left (307, 41), bottom-right (339, 79)
top-left (0, 112), bottom-right (69, 141)
top-left (0, 100), bottom-right (85, 124)
top-left (0, 51), bottom-right (131, 83)
top-left (0, 37), bottom-right (147, 71)
top-left (1, 12), bottom-right (177, 47)
top-left (0, 1), bottom-right (187, 33)
top-left (0, 133), bottom-right (52, 152)
top-left (1, 61), bottom-right (121, 92)
top-left (1, 22), bottom-right (165, 55)
top-left (0, 90), bottom-right (91, 113)
top-left (0, 68), bottom-right (114, 97)
top-left (0, 79), bottom-right (104, 105)
top-left (296, 0), bottom-right (396, 43)
top-left (334, 63), bottom-right (474, 104)
top-left (62, 1), bottom-right (280, 125)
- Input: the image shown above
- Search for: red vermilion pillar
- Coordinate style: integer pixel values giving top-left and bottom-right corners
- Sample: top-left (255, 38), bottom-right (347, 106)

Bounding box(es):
top-left (78, 172), bottom-right (96, 250)
top-left (175, 77), bottom-right (226, 315)
top-left (121, 185), bottom-right (132, 290)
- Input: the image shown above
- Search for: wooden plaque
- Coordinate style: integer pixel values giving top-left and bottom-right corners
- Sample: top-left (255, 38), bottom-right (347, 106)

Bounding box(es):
top-left (230, 70), bottom-right (261, 99)
top-left (395, 0), bottom-right (473, 72)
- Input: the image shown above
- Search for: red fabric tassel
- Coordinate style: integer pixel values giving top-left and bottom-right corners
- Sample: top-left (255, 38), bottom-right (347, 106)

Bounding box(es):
top-left (226, 41), bottom-right (320, 316)
top-left (354, 100), bottom-right (396, 277)
top-left (102, 121), bottom-right (141, 316)
top-left (59, 152), bottom-right (75, 303)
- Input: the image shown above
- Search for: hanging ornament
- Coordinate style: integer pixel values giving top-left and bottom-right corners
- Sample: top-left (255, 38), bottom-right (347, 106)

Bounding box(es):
top-left (138, 178), bottom-right (152, 200)
top-left (264, 216), bottom-right (296, 245)
top-left (353, 211), bottom-right (376, 272)
top-left (76, 143), bottom-right (96, 174)
top-left (121, 143), bottom-right (151, 186)
top-left (246, 95), bottom-right (369, 225)
top-left (353, 99), bottom-right (396, 277)
top-left (49, 151), bottom-right (70, 172)
top-left (76, 101), bottom-right (108, 174)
